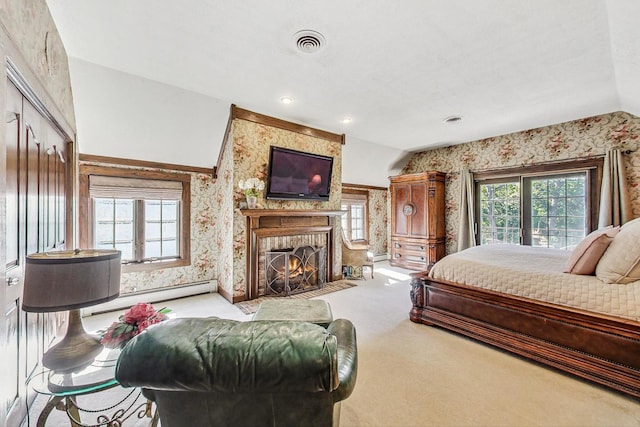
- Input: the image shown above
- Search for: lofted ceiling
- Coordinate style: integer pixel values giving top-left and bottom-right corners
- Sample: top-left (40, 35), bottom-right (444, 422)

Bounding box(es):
top-left (45, 0), bottom-right (640, 160)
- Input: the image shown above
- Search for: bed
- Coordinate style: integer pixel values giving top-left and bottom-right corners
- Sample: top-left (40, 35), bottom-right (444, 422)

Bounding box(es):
top-left (409, 225), bottom-right (640, 399)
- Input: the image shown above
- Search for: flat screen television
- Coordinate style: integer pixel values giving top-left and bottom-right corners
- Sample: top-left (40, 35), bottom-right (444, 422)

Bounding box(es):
top-left (266, 146), bottom-right (334, 201)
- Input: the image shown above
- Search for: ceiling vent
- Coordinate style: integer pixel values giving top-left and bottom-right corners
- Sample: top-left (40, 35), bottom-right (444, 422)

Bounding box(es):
top-left (293, 30), bottom-right (326, 54)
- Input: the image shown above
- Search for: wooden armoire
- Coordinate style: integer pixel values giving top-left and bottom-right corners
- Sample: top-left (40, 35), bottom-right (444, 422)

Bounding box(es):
top-left (389, 172), bottom-right (445, 271)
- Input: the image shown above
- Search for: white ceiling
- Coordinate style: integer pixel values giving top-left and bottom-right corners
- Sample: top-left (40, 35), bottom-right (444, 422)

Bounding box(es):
top-left (45, 0), bottom-right (640, 155)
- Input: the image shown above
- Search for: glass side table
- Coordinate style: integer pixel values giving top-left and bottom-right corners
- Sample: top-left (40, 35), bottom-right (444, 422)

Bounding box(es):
top-left (28, 347), bottom-right (158, 427)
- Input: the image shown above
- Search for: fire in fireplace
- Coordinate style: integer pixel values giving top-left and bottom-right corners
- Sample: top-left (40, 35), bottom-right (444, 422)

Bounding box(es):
top-left (265, 245), bottom-right (327, 296)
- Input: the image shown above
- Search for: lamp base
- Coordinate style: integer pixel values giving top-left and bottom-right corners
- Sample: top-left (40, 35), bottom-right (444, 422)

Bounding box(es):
top-left (43, 309), bottom-right (104, 373)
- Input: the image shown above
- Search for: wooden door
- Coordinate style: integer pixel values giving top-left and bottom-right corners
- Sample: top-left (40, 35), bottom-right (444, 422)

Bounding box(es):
top-left (3, 80), bottom-right (69, 426)
top-left (4, 80), bottom-right (24, 426)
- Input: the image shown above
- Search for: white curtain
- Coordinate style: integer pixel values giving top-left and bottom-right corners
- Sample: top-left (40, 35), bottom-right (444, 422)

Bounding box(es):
top-left (598, 149), bottom-right (632, 228)
top-left (457, 169), bottom-right (476, 251)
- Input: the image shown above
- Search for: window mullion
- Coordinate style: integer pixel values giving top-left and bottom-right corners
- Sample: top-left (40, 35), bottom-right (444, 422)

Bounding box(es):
top-left (177, 201), bottom-right (182, 256)
top-left (522, 176), bottom-right (531, 245)
top-left (159, 200), bottom-right (164, 258)
top-left (135, 200), bottom-right (145, 262)
top-left (159, 200), bottom-right (165, 258)
top-left (111, 198), bottom-right (117, 249)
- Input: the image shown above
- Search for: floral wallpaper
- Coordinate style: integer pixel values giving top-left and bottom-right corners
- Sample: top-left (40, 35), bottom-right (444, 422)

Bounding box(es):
top-left (214, 118), bottom-right (344, 301)
top-left (77, 161), bottom-right (220, 295)
top-left (403, 111), bottom-right (640, 255)
top-left (368, 188), bottom-right (389, 256)
top-left (213, 126), bottom-right (239, 300)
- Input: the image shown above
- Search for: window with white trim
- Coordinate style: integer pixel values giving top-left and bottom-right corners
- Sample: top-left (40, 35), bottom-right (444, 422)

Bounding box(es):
top-left (478, 180), bottom-right (521, 245)
top-left (341, 191), bottom-right (368, 242)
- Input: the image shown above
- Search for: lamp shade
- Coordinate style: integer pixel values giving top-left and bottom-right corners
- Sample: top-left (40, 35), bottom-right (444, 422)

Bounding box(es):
top-left (23, 249), bottom-right (121, 312)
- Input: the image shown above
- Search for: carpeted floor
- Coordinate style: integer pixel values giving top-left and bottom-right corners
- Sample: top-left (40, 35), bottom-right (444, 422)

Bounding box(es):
top-left (26, 262), bottom-right (640, 427)
top-left (233, 279), bottom-right (357, 314)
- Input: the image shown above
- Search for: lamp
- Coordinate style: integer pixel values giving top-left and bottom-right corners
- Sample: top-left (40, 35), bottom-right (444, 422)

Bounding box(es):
top-left (23, 249), bottom-right (121, 373)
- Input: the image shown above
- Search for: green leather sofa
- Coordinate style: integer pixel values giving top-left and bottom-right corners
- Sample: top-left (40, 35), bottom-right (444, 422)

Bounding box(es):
top-left (115, 317), bottom-right (358, 427)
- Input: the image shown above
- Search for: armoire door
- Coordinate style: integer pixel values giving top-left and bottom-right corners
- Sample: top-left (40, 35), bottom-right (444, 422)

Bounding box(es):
top-left (408, 181), bottom-right (427, 237)
top-left (391, 183), bottom-right (411, 236)
top-left (3, 80), bottom-right (69, 426)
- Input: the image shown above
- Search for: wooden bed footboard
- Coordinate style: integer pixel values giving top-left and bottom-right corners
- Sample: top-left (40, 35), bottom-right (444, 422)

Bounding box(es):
top-left (409, 272), bottom-right (640, 399)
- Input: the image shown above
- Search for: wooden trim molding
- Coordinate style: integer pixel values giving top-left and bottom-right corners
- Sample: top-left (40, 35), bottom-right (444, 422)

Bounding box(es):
top-left (342, 183), bottom-right (388, 191)
top-left (341, 188), bottom-right (369, 197)
top-left (79, 153), bottom-right (214, 176)
top-left (216, 286), bottom-right (240, 304)
top-left (214, 103), bottom-right (237, 179)
top-left (473, 157), bottom-right (604, 180)
top-left (79, 164), bottom-right (192, 183)
top-left (232, 105), bottom-right (345, 144)
top-left (240, 209), bottom-right (345, 218)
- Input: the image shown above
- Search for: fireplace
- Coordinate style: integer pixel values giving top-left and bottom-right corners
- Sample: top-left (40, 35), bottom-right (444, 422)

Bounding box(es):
top-left (265, 246), bottom-right (327, 296)
top-left (241, 209), bottom-right (344, 301)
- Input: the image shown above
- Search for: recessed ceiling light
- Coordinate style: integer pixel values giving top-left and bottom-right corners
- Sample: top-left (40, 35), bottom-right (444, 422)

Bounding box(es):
top-left (341, 117), bottom-right (353, 124)
top-left (280, 96), bottom-right (295, 104)
top-left (443, 115), bottom-right (462, 123)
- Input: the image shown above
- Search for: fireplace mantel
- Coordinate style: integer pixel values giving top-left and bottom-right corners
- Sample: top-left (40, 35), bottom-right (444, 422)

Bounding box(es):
top-left (241, 209), bottom-right (345, 218)
top-left (242, 209), bottom-right (345, 300)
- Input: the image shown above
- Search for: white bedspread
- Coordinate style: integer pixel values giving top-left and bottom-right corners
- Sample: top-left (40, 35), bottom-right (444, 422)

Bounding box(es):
top-left (428, 244), bottom-right (640, 321)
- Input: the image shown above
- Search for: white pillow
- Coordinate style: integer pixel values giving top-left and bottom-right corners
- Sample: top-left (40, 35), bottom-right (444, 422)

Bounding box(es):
top-left (595, 217), bottom-right (640, 284)
top-left (564, 226), bottom-right (619, 275)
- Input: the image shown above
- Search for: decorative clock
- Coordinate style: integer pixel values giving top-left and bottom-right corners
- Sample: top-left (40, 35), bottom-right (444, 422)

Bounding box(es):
top-left (403, 204), bottom-right (415, 216)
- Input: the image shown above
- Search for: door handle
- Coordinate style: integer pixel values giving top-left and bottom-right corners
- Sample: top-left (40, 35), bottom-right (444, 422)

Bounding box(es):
top-left (6, 277), bottom-right (19, 287)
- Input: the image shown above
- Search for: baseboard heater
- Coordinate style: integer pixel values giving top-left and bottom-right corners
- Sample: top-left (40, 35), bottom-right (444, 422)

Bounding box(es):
top-left (82, 280), bottom-right (217, 316)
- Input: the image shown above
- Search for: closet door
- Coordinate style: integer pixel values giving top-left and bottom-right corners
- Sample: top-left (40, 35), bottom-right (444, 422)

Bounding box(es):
top-left (4, 81), bottom-right (24, 426)
top-left (43, 118), bottom-right (67, 252)
top-left (3, 80), bottom-right (69, 426)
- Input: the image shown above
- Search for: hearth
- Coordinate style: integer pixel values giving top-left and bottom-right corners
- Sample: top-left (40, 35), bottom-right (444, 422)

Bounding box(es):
top-left (265, 245), bottom-right (327, 296)
top-left (241, 209), bottom-right (344, 301)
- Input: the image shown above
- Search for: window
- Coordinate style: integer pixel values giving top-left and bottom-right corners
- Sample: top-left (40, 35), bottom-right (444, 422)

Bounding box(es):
top-left (524, 173), bottom-right (587, 248)
top-left (341, 190), bottom-right (368, 242)
top-left (475, 159), bottom-right (601, 250)
top-left (79, 165), bottom-right (191, 272)
top-left (479, 180), bottom-right (521, 245)
top-left (93, 199), bottom-right (179, 262)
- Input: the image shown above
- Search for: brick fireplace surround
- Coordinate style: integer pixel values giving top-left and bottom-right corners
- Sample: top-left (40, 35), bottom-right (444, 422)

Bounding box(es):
top-left (241, 209), bottom-right (344, 300)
